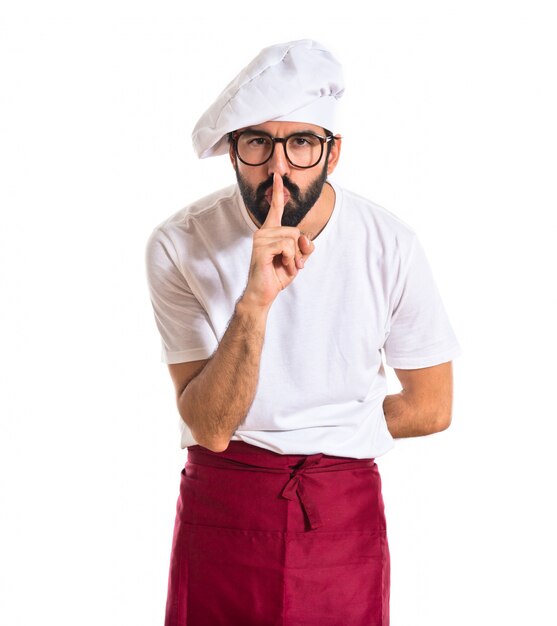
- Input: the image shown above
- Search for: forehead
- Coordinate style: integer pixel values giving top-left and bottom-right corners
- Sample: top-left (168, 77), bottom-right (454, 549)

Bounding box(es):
top-left (236, 120), bottom-right (325, 136)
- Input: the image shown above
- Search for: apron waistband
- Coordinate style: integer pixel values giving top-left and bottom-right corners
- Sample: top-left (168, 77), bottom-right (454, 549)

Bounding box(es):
top-left (187, 441), bottom-right (376, 531)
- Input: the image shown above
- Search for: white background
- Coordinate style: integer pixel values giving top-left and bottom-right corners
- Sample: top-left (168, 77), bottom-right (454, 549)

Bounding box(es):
top-left (2, 1), bottom-right (557, 624)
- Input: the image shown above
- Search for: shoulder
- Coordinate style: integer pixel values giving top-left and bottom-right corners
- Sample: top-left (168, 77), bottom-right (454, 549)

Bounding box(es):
top-left (150, 184), bottom-right (238, 236)
top-left (333, 182), bottom-right (418, 254)
top-left (145, 184), bottom-right (239, 257)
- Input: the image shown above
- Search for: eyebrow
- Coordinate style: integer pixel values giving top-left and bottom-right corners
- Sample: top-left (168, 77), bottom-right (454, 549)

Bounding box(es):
top-left (241, 127), bottom-right (322, 135)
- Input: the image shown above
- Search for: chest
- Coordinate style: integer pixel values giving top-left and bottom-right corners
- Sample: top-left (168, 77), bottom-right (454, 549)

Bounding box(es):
top-left (195, 238), bottom-right (390, 357)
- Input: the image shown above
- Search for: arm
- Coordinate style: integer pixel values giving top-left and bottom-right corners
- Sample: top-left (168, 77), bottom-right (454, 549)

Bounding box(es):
top-left (169, 299), bottom-right (269, 452)
top-left (168, 174), bottom-right (315, 452)
top-left (383, 361), bottom-right (454, 438)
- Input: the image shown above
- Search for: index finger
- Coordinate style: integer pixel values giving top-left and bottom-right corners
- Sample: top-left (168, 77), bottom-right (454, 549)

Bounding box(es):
top-left (262, 173), bottom-right (285, 229)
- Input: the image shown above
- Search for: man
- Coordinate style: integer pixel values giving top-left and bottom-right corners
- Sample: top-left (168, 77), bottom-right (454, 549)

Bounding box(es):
top-left (145, 39), bottom-right (462, 626)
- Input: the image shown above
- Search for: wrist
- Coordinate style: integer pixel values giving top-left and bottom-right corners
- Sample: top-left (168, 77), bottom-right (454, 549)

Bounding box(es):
top-left (235, 294), bottom-right (272, 323)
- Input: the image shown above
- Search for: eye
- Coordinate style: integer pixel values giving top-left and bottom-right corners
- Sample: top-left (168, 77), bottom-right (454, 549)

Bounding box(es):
top-left (247, 136), bottom-right (271, 146)
top-left (288, 134), bottom-right (320, 148)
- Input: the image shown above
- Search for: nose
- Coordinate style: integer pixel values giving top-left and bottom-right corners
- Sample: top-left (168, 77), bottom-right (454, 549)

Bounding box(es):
top-left (266, 141), bottom-right (291, 178)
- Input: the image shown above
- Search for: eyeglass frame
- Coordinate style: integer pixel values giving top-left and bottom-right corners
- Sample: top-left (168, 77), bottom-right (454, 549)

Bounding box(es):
top-left (229, 129), bottom-right (337, 169)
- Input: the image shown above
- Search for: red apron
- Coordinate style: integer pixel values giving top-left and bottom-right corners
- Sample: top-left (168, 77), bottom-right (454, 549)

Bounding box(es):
top-left (164, 441), bottom-right (390, 625)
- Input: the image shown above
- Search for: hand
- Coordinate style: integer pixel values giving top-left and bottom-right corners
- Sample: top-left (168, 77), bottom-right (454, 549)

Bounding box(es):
top-left (241, 173), bottom-right (315, 309)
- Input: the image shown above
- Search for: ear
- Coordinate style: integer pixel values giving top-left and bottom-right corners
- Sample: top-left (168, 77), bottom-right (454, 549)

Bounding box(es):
top-left (326, 135), bottom-right (342, 176)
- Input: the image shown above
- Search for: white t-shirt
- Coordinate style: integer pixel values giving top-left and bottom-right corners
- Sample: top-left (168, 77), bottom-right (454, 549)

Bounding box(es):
top-left (145, 180), bottom-right (462, 458)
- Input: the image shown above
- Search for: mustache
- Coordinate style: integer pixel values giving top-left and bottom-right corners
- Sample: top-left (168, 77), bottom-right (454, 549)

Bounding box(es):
top-left (255, 175), bottom-right (300, 201)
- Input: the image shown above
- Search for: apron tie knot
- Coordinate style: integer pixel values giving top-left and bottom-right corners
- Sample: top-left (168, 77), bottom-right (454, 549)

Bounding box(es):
top-left (280, 453), bottom-right (324, 530)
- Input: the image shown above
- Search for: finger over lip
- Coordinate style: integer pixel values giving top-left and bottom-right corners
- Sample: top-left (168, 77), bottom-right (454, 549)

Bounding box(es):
top-left (265, 190), bottom-right (290, 203)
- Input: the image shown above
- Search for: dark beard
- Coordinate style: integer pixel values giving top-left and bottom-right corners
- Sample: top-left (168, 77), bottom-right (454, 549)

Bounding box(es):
top-left (235, 161), bottom-right (328, 227)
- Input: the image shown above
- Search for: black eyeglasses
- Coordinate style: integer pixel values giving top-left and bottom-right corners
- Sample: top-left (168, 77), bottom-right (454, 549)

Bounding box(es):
top-left (231, 130), bottom-right (335, 168)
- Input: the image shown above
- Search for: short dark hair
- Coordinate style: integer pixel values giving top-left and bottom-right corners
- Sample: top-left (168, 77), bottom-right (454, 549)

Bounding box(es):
top-left (323, 128), bottom-right (335, 159)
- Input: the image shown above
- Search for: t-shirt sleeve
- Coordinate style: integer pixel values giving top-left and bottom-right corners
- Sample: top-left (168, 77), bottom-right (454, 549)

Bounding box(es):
top-left (382, 234), bottom-right (462, 369)
top-left (145, 227), bottom-right (219, 364)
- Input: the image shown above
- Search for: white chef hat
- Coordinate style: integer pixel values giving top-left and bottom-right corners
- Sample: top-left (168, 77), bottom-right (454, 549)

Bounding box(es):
top-left (192, 39), bottom-right (344, 159)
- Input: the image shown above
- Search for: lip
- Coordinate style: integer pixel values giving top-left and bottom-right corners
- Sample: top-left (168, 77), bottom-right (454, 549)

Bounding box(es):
top-left (265, 189), bottom-right (290, 204)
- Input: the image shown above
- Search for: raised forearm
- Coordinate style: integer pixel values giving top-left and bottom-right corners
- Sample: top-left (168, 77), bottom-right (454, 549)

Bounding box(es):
top-left (178, 174), bottom-right (315, 452)
top-left (179, 298), bottom-right (270, 452)
top-left (383, 390), bottom-right (450, 438)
